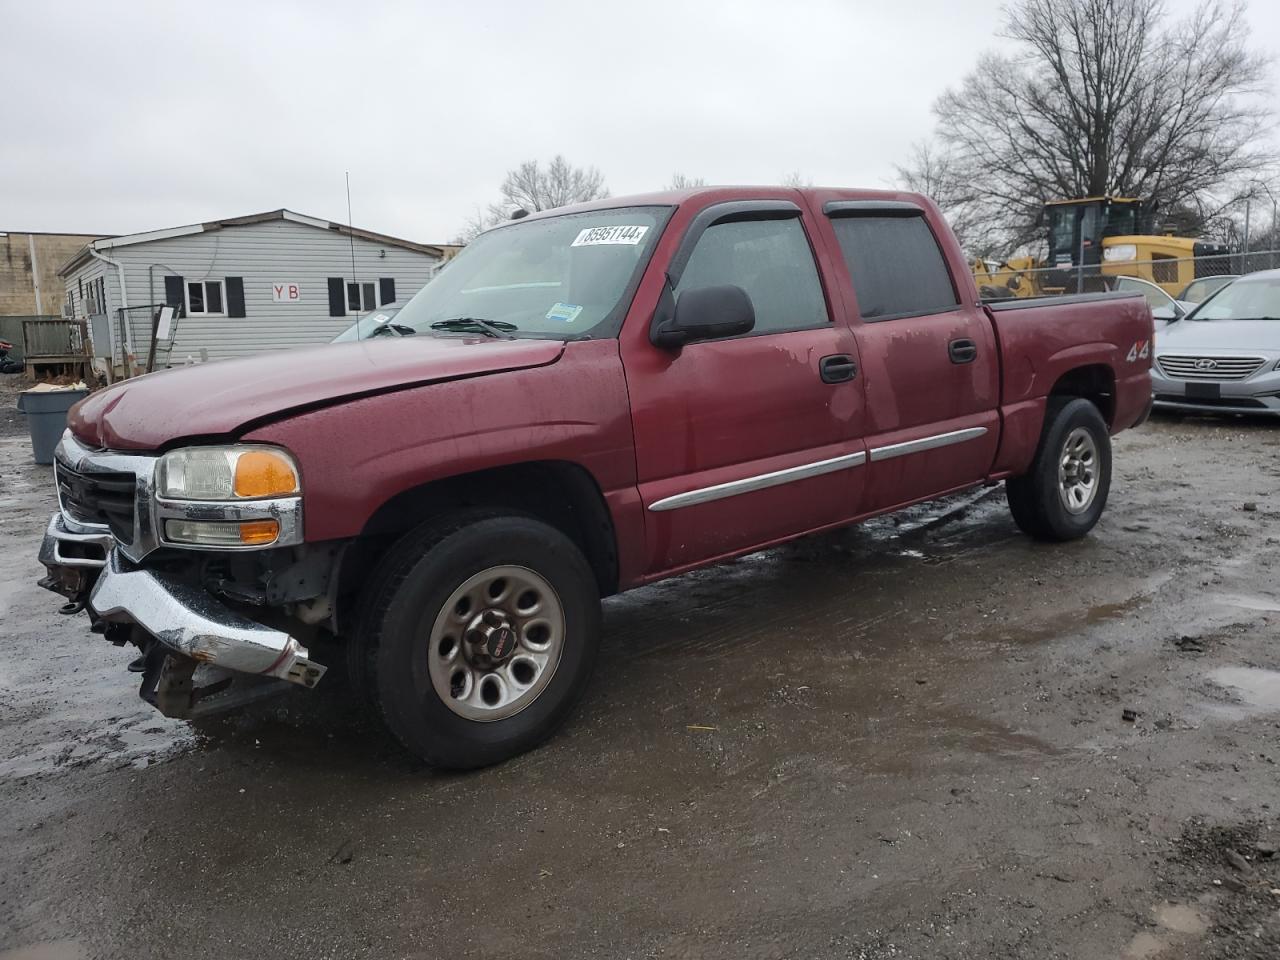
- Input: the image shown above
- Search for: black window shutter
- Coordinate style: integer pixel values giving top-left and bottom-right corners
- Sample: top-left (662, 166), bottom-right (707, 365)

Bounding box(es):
top-left (327, 277), bottom-right (346, 317)
top-left (164, 275), bottom-right (185, 308)
top-left (379, 277), bottom-right (395, 305)
top-left (226, 277), bottom-right (246, 318)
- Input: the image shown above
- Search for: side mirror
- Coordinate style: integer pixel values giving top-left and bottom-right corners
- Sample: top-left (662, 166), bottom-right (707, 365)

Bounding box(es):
top-left (651, 284), bottom-right (755, 349)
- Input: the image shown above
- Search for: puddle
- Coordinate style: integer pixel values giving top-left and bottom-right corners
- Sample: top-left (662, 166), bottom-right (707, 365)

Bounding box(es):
top-left (0, 944), bottom-right (89, 960)
top-left (1122, 931), bottom-right (1166, 959)
top-left (0, 718), bottom-right (196, 782)
top-left (1209, 593), bottom-right (1280, 612)
top-left (1153, 902), bottom-right (1208, 936)
top-left (1207, 666), bottom-right (1280, 713)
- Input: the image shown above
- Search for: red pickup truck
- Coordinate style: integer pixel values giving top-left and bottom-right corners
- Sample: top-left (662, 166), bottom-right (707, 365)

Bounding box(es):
top-left (38, 187), bottom-right (1153, 767)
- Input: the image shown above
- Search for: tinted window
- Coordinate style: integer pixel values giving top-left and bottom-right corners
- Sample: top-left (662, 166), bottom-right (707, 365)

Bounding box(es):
top-left (831, 215), bottom-right (959, 320)
top-left (675, 218), bottom-right (828, 335)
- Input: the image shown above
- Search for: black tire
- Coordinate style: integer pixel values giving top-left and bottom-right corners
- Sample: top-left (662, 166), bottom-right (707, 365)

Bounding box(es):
top-left (1006, 397), bottom-right (1112, 542)
top-left (352, 511), bottom-right (601, 769)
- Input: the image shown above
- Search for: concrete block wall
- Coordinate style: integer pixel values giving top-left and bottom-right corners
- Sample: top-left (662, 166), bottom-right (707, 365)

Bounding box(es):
top-left (0, 233), bottom-right (103, 317)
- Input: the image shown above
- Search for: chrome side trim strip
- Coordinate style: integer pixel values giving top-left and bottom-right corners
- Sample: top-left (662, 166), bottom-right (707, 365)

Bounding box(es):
top-left (868, 426), bottom-right (988, 463)
top-left (648, 452), bottom-right (866, 513)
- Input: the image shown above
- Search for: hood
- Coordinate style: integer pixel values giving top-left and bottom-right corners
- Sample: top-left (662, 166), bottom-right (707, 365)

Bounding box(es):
top-left (70, 336), bottom-right (565, 450)
top-left (1156, 319), bottom-right (1280, 355)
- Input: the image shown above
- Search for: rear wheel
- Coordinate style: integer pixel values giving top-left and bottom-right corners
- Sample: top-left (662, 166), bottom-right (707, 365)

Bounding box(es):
top-left (1006, 397), bottom-right (1112, 541)
top-left (353, 511), bottom-right (601, 768)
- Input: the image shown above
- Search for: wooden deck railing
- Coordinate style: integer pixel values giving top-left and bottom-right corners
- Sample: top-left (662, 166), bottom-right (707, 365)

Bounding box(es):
top-left (21, 319), bottom-right (91, 379)
top-left (22, 319), bottom-right (89, 360)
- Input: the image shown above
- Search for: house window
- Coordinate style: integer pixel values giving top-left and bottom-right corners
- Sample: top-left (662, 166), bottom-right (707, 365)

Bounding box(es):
top-left (347, 281), bottom-right (378, 313)
top-left (186, 279), bottom-right (226, 315)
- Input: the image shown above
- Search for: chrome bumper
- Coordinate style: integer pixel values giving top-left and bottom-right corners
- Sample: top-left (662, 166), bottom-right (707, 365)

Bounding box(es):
top-left (90, 550), bottom-right (326, 687)
top-left (38, 512), bottom-right (116, 568)
top-left (39, 512), bottom-right (325, 688)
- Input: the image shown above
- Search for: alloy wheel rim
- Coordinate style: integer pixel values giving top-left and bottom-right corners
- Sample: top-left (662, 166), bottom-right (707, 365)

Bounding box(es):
top-left (427, 565), bottom-right (565, 721)
top-left (1057, 427), bottom-right (1099, 515)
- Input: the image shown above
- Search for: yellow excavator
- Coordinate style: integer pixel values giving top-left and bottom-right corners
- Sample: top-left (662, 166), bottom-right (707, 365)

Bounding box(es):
top-left (973, 196), bottom-right (1229, 299)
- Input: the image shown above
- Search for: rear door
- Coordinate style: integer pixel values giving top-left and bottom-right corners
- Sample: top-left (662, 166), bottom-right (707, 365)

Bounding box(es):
top-left (619, 200), bottom-right (867, 574)
top-left (818, 200), bottom-right (1000, 513)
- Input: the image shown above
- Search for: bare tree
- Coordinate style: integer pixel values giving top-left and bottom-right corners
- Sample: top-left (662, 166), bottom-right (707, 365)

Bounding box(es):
top-left (779, 171), bottom-right (813, 188)
top-left (897, 142), bottom-right (1000, 253)
top-left (455, 156), bottom-right (609, 242)
top-left (897, 0), bottom-right (1275, 256)
top-left (666, 173), bottom-right (707, 190)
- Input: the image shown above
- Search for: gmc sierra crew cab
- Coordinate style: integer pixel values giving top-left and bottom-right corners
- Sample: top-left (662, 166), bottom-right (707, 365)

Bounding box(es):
top-left (37, 187), bottom-right (1154, 768)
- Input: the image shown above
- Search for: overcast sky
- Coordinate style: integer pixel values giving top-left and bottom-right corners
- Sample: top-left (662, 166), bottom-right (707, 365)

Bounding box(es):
top-left (2, 0), bottom-right (1277, 243)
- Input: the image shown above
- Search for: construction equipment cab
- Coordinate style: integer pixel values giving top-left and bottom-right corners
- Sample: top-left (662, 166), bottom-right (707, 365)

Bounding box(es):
top-left (1045, 196), bottom-right (1229, 297)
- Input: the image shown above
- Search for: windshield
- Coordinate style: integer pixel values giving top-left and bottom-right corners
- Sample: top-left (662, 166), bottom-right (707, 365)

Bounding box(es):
top-left (1180, 276), bottom-right (1234, 304)
top-left (1189, 277), bottom-right (1280, 321)
top-left (1117, 277), bottom-right (1174, 310)
top-left (393, 206), bottom-right (670, 340)
top-left (1048, 207), bottom-right (1074, 258)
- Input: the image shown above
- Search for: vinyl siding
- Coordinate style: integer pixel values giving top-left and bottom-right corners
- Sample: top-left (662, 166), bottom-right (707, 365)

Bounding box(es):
top-left (82, 218), bottom-right (441, 364)
top-left (60, 258), bottom-right (114, 358)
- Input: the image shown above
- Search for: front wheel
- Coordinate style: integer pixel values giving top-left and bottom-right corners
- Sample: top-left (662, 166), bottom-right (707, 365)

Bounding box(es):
top-left (1006, 397), bottom-right (1112, 541)
top-left (353, 512), bottom-right (601, 769)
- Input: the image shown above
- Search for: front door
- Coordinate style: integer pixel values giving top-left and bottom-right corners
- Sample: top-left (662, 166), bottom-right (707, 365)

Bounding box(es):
top-left (621, 203), bottom-right (866, 575)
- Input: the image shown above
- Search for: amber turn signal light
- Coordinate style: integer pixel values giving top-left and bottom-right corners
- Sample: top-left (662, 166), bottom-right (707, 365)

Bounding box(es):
top-left (238, 519), bottom-right (280, 545)
top-left (233, 450), bottom-right (300, 498)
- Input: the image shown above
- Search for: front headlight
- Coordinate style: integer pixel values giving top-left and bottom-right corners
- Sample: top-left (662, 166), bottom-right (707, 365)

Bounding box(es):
top-left (158, 445), bottom-right (300, 501)
top-left (1103, 243), bottom-right (1138, 262)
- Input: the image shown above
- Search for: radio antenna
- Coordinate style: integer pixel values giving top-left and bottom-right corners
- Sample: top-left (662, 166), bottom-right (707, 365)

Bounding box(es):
top-left (346, 171), bottom-right (360, 340)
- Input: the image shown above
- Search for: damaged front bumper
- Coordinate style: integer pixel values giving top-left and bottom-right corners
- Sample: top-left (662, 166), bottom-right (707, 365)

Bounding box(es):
top-left (90, 548), bottom-right (325, 686)
top-left (39, 512), bottom-right (326, 717)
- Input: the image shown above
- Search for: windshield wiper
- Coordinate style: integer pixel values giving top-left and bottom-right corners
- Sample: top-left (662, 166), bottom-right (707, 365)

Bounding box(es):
top-left (370, 322), bottom-right (417, 337)
top-left (428, 317), bottom-right (517, 339)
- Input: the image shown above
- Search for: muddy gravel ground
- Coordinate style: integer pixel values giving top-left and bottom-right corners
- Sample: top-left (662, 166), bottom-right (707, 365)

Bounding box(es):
top-left (2, 386), bottom-right (1279, 959)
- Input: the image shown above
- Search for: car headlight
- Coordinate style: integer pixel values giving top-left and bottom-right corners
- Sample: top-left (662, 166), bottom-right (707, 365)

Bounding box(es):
top-left (1104, 244), bottom-right (1138, 262)
top-left (158, 445), bottom-right (300, 501)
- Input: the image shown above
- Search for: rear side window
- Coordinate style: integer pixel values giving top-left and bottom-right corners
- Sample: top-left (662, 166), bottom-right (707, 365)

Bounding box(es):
top-left (675, 218), bottom-right (828, 335)
top-left (831, 215), bottom-right (959, 321)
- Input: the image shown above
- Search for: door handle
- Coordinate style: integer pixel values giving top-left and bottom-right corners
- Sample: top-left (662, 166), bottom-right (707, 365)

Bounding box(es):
top-left (949, 338), bottom-right (978, 364)
top-left (819, 354), bottom-right (858, 383)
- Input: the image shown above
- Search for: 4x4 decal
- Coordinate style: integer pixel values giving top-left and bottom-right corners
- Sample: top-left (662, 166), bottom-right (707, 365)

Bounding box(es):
top-left (1126, 340), bottom-right (1151, 363)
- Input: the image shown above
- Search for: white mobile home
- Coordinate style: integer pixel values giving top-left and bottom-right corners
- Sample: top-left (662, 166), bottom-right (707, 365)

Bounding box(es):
top-left (58, 209), bottom-right (446, 370)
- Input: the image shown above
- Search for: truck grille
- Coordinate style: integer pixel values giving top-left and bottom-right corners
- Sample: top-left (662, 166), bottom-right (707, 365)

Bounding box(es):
top-left (1155, 355), bottom-right (1266, 381)
top-left (56, 462), bottom-right (136, 542)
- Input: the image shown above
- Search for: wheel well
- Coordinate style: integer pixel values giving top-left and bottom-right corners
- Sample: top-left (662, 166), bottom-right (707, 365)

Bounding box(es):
top-left (335, 461), bottom-right (619, 628)
top-left (1049, 364), bottom-right (1115, 426)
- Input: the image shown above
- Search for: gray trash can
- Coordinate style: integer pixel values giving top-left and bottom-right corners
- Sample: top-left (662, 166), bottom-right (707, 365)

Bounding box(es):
top-left (16, 388), bottom-right (89, 465)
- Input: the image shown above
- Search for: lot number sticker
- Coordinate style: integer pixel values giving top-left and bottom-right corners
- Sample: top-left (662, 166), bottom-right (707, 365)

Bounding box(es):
top-left (571, 225), bottom-right (649, 247)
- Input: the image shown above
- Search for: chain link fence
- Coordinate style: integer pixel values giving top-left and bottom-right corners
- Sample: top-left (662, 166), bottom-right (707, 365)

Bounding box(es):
top-left (975, 248), bottom-right (1280, 302)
